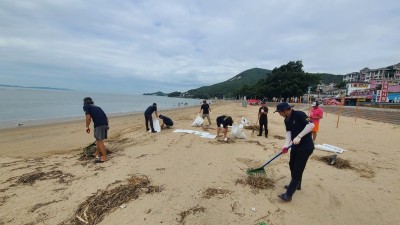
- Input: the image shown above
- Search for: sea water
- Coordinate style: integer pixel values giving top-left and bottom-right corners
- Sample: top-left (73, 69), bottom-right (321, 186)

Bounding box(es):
top-left (0, 87), bottom-right (201, 129)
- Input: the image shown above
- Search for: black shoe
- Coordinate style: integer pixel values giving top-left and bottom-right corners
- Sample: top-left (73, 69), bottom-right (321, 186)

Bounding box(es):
top-left (284, 184), bottom-right (301, 190)
top-left (278, 193), bottom-right (292, 202)
top-left (257, 134), bottom-right (262, 136)
top-left (265, 135), bottom-right (268, 138)
top-left (146, 128), bottom-right (150, 131)
top-left (151, 130), bottom-right (157, 133)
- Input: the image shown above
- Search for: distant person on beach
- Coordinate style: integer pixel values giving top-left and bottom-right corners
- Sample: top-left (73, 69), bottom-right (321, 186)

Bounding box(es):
top-left (309, 101), bottom-right (323, 142)
top-left (144, 103), bottom-right (158, 133)
top-left (216, 115), bottom-right (233, 141)
top-left (274, 102), bottom-right (315, 202)
top-left (83, 97), bottom-right (109, 163)
top-left (199, 100), bottom-right (212, 126)
top-left (159, 114), bottom-right (174, 129)
top-left (257, 101), bottom-right (269, 138)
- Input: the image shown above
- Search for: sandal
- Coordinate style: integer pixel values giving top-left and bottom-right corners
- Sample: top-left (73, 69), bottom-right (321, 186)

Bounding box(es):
top-left (94, 159), bottom-right (106, 163)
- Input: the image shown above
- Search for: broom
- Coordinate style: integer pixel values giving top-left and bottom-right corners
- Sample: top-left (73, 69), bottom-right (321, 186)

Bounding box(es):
top-left (246, 145), bottom-right (293, 176)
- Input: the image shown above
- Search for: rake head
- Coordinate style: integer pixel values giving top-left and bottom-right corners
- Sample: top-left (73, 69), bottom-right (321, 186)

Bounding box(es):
top-left (246, 167), bottom-right (266, 176)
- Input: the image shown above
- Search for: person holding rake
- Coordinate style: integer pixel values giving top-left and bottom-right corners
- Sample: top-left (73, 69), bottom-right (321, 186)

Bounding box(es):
top-left (274, 102), bottom-right (315, 202)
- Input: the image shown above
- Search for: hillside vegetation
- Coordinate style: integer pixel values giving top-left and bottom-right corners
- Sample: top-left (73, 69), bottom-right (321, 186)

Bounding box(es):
top-left (186, 68), bottom-right (271, 99)
top-left (184, 65), bottom-right (343, 99)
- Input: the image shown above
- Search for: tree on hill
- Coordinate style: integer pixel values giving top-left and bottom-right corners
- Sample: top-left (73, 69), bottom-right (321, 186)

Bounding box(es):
top-left (236, 61), bottom-right (321, 99)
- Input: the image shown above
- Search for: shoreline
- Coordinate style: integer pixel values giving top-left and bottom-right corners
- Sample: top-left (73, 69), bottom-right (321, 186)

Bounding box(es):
top-left (0, 104), bottom-right (201, 131)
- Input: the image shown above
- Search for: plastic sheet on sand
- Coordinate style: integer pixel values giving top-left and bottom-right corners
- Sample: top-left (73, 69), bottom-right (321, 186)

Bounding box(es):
top-left (173, 129), bottom-right (217, 139)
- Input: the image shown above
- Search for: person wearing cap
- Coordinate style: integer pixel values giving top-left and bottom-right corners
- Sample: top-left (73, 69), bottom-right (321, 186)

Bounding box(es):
top-left (159, 114), bottom-right (174, 129)
top-left (309, 101), bottom-right (323, 142)
top-left (274, 102), bottom-right (315, 202)
top-left (257, 101), bottom-right (269, 138)
top-left (144, 103), bottom-right (159, 133)
top-left (199, 100), bottom-right (212, 126)
top-left (83, 97), bottom-right (109, 163)
top-left (216, 115), bottom-right (233, 141)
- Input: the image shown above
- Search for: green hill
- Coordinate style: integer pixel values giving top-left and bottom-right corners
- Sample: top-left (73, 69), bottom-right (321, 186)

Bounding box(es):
top-left (186, 68), bottom-right (271, 99)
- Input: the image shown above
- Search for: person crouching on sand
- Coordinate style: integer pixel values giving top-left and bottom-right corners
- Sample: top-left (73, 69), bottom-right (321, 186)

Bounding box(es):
top-left (159, 114), bottom-right (174, 129)
top-left (83, 97), bottom-right (109, 163)
top-left (216, 115), bottom-right (233, 141)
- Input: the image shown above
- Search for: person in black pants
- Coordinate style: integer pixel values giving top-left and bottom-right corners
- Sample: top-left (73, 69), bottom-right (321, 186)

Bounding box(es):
top-left (159, 114), bottom-right (174, 129)
top-left (216, 115), bottom-right (233, 141)
top-left (144, 103), bottom-right (158, 133)
top-left (274, 102), bottom-right (315, 202)
top-left (257, 101), bottom-right (268, 138)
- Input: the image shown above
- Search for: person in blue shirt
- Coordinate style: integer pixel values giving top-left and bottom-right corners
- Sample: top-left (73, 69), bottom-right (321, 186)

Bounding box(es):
top-left (274, 102), bottom-right (315, 202)
top-left (144, 103), bottom-right (158, 133)
top-left (83, 97), bottom-right (109, 163)
top-left (159, 114), bottom-right (174, 129)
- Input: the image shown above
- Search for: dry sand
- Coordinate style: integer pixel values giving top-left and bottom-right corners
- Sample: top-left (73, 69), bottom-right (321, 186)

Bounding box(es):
top-left (1, 101), bottom-right (399, 225)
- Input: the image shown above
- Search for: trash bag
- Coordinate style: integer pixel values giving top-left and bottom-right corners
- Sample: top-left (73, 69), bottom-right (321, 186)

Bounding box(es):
top-left (241, 117), bottom-right (250, 127)
top-left (231, 122), bottom-right (246, 139)
top-left (148, 119), bottom-right (161, 132)
top-left (191, 114), bottom-right (204, 127)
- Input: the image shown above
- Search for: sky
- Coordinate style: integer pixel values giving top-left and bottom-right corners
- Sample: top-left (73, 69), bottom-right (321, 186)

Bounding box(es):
top-left (1, 0), bottom-right (399, 94)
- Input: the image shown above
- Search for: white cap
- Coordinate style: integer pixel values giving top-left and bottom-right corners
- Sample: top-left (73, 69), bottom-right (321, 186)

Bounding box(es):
top-left (311, 102), bottom-right (317, 107)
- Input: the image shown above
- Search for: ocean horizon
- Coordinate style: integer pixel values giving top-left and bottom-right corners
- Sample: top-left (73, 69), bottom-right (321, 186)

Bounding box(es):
top-left (0, 87), bottom-right (202, 129)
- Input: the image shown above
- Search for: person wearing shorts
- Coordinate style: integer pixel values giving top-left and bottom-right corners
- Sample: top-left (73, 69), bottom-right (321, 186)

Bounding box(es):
top-left (216, 115), bottom-right (233, 141)
top-left (310, 101), bottom-right (323, 142)
top-left (199, 100), bottom-right (212, 126)
top-left (83, 97), bottom-right (109, 163)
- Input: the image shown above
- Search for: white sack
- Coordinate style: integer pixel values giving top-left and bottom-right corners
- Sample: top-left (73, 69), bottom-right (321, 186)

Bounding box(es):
top-left (231, 122), bottom-right (246, 139)
top-left (148, 119), bottom-right (161, 133)
top-left (241, 117), bottom-right (250, 127)
top-left (191, 114), bottom-right (204, 127)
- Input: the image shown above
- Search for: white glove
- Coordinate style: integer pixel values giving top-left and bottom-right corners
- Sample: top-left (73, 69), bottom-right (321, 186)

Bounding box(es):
top-left (293, 136), bottom-right (301, 145)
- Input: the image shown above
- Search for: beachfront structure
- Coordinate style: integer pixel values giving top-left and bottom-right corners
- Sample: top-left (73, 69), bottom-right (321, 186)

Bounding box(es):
top-left (343, 63), bottom-right (400, 84)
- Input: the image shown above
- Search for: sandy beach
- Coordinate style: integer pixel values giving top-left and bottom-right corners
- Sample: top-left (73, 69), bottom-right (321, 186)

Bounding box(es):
top-left (1, 101), bottom-right (399, 225)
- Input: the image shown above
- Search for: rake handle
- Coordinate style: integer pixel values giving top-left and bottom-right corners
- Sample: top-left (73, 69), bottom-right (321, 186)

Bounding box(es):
top-left (259, 144), bottom-right (293, 169)
top-left (259, 152), bottom-right (282, 169)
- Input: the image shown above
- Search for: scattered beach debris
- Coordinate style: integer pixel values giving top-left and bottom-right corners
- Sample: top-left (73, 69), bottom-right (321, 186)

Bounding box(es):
top-left (243, 124), bottom-right (259, 131)
top-left (231, 201), bottom-right (245, 217)
top-left (13, 170), bottom-right (74, 185)
top-left (216, 138), bottom-right (235, 144)
top-left (272, 135), bottom-right (285, 140)
top-left (315, 155), bottom-right (351, 169)
top-left (29, 199), bottom-right (63, 212)
top-left (235, 176), bottom-right (275, 190)
top-left (178, 205), bottom-right (206, 225)
top-left (16, 123), bottom-right (24, 126)
top-left (251, 207), bottom-right (256, 212)
top-left (64, 175), bottom-right (163, 225)
top-left (202, 187), bottom-right (232, 199)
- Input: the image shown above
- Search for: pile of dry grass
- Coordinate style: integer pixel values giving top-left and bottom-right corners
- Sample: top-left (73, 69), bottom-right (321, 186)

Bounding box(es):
top-left (316, 155), bottom-right (352, 169)
top-left (178, 205), bottom-right (206, 224)
top-left (202, 187), bottom-right (232, 199)
top-left (235, 176), bottom-right (275, 189)
top-left (65, 175), bottom-right (162, 225)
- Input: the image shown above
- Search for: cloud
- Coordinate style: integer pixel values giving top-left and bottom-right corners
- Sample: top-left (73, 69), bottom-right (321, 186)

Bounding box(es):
top-left (0, 0), bottom-right (399, 94)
